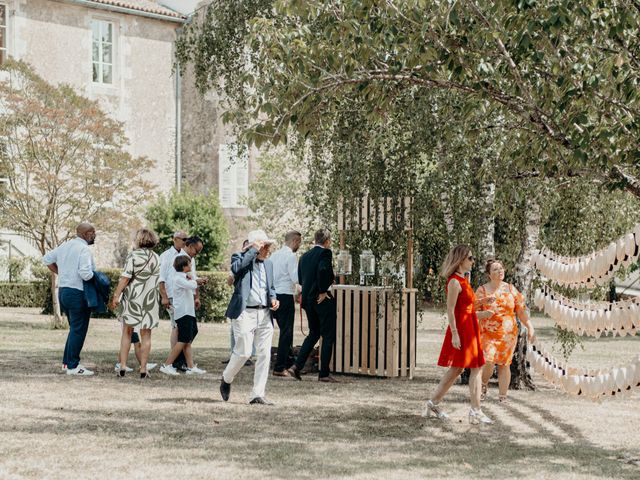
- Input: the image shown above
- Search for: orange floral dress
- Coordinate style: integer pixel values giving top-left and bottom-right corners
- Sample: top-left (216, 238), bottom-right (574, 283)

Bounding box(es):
top-left (476, 282), bottom-right (525, 366)
top-left (437, 273), bottom-right (485, 369)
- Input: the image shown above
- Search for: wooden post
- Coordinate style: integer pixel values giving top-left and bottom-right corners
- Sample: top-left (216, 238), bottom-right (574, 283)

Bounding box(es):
top-left (406, 229), bottom-right (414, 289)
top-left (339, 230), bottom-right (346, 285)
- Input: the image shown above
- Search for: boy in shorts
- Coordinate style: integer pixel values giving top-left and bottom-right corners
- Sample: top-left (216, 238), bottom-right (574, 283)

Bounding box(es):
top-left (159, 256), bottom-right (206, 375)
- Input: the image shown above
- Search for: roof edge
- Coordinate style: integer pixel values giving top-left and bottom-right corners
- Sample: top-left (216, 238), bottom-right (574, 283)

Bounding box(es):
top-left (55, 0), bottom-right (187, 23)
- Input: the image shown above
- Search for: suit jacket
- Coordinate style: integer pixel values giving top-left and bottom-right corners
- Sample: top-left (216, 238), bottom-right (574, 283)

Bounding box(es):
top-left (83, 271), bottom-right (111, 313)
top-left (224, 247), bottom-right (277, 320)
top-left (298, 245), bottom-right (335, 306)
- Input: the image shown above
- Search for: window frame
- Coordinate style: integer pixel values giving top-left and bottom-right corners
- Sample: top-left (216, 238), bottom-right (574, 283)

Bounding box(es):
top-left (0, 3), bottom-right (8, 65)
top-left (91, 18), bottom-right (116, 86)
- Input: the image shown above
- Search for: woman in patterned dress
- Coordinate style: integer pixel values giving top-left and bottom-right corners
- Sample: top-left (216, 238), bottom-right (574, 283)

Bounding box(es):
top-left (110, 229), bottom-right (161, 378)
top-left (423, 245), bottom-right (496, 424)
top-left (476, 259), bottom-right (535, 402)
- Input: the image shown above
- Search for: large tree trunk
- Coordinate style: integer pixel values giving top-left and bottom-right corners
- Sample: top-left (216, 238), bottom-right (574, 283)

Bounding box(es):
top-left (510, 196), bottom-right (541, 390)
top-left (49, 272), bottom-right (66, 330)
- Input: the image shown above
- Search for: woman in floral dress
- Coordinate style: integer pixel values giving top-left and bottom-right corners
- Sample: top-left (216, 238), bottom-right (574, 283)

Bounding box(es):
top-left (476, 259), bottom-right (535, 402)
top-left (111, 228), bottom-right (161, 378)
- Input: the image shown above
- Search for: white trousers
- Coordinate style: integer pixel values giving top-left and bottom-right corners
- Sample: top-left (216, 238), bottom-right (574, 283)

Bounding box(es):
top-left (222, 308), bottom-right (274, 400)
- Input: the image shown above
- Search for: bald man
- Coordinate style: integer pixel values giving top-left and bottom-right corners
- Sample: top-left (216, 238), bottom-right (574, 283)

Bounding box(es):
top-left (43, 223), bottom-right (97, 376)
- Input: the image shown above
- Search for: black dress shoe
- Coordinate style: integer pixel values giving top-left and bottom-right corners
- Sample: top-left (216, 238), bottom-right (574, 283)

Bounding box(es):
top-left (221, 358), bottom-right (230, 365)
top-left (287, 366), bottom-right (302, 381)
top-left (249, 397), bottom-right (274, 406)
top-left (244, 359), bottom-right (253, 366)
top-left (220, 379), bottom-right (231, 401)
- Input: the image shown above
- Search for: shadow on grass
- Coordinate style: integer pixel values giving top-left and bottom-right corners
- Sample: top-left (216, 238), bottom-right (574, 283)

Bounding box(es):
top-left (1, 321), bottom-right (639, 480)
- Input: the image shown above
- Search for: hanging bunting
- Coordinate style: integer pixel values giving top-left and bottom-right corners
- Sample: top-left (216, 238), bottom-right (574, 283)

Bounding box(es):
top-left (527, 344), bottom-right (640, 401)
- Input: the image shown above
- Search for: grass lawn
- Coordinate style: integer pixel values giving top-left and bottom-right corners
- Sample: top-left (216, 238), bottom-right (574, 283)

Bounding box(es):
top-left (0, 307), bottom-right (639, 480)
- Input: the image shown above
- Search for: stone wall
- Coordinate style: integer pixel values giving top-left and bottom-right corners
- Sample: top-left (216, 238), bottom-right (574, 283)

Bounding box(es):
top-left (3, 0), bottom-right (181, 266)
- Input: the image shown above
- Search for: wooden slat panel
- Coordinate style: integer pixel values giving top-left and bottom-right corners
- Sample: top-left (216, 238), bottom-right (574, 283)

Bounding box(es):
top-left (400, 290), bottom-right (408, 377)
top-left (335, 288), bottom-right (344, 373)
top-left (369, 196), bottom-right (376, 231)
top-left (386, 292), bottom-right (395, 377)
top-left (409, 290), bottom-right (416, 379)
top-left (377, 198), bottom-right (385, 231)
top-left (378, 290), bottom-right (387, 374)
top-left (361, 195), bottom-right (368, 231)
top-left (352, 287), bottom-right (360, 373)
top-left (361, 288), bottom-right (369, 374)
top-left (344, 287), bottom-right (352, 374)
top-left (404, 196), bottom-right (411, 230)
top-left (369, 289), bottom-right (377, 375)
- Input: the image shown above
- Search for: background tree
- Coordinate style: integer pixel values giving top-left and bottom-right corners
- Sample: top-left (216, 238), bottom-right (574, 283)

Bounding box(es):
top-left (246, 146), bottom-right (320, 245)
top-left (146, 187), bottom-right (229, 270)
top-left (0, 60), bottom-right (153, 328)
top-left (175, 0), bottom-right (640, 385)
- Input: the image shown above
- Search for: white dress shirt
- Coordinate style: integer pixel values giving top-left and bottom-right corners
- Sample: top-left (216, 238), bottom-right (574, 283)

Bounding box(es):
top-left (42, 237), bottom-right (95, 291)
top-left (247, 261), bottom-right (268, 306)
top-left (158, 246), bottom-right (182, 298)
top-left (172, 272), bottom-right (198, 319)
top-left (164, 249), bottom-right (198, 299)
top-left (270, 245), bottom-right (298, 295)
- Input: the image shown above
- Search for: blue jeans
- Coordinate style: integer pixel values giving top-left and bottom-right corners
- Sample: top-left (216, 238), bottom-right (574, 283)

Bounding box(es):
top-left (59, 287), bottom-right (92, 369)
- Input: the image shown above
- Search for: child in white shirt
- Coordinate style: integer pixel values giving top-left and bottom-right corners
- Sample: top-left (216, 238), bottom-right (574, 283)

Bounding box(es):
top-left (159, 255), bottom-right (206, 375)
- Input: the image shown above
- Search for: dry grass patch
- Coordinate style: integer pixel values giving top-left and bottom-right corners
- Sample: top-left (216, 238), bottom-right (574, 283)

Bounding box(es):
top-left (0, 308), bottom-right (639, 479)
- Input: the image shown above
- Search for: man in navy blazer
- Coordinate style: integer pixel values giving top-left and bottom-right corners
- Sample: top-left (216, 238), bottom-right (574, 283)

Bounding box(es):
top-left (220, 229), bottom-right (280, 405)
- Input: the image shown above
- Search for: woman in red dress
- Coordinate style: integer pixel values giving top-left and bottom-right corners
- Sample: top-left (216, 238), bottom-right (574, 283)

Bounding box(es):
top-left (423, 245), bottom-right (495, 424)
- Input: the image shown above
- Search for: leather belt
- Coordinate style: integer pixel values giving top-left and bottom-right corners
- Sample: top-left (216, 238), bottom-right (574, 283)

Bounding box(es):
top-left (246, 305), bottom-right (269, 309)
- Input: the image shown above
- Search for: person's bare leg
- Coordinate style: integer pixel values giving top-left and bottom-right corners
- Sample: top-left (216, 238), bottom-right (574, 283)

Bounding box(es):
top-left (498, 365), bottom-right (511, 398)
top-left (469, 367), bottom-right (482, 409)
top-left (431, 367), bottom-right (464, 403)
top-left (183, 343), bottom-right (194, 369)
top-left (134, 342), bottom-right (142, 365)
top-left (118, 325), bottom-right (134, 370)
top-left (139, 329), bottom-right (151, 374)
top-left (165, 342), bottom-right (186, 366)
top-left (170, 326), bottom-right (178, 350)
top-left (481, 361), bottom-right (494, 385)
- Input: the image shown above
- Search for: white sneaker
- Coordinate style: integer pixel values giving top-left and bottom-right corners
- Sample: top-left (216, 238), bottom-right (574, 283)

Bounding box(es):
top-left (186, 365), bottom-right (207, 375)
top-left (66, 365), bottom-right (94, 376)
top-left (146, 363), bottom-right (158, 370)
top-left (114, 363), bottom-right (134, 373)
top-left (160, 364), bottom-right (179, 376)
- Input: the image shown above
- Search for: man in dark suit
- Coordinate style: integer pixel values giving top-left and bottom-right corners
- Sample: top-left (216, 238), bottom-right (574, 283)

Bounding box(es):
top-left (287, 228), bottom-right (338, 383)
top-left (220, 230), bottom-right (280, 405)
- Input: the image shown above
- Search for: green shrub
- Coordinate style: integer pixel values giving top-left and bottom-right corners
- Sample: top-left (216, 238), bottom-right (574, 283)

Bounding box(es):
top-left (0, 270), bottom-right (232, 322)
top-left (0, 281), bottom-right (49, 307)
top-left (146, 187), bottom-right (229, 270)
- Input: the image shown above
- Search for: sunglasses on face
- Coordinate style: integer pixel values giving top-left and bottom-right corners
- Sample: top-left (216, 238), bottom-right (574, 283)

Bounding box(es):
top-left (468, 255), bottom-right (475, 262)
top-left (176, 237), bottom-right (187, 241)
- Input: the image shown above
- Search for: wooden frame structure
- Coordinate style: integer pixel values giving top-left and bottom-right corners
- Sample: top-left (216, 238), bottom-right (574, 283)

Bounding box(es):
top-left (332, 196), bottom-right (417, 378)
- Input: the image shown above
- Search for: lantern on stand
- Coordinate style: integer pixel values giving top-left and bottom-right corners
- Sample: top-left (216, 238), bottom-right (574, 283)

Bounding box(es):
top-left (359, 249), bottom-right (375, 285)
top-left (336, 249), bottom-right (353, 277)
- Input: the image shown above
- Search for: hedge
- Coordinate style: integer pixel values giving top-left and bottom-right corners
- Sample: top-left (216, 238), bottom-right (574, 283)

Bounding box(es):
top-left (0, 270), bottom-right (233, 322)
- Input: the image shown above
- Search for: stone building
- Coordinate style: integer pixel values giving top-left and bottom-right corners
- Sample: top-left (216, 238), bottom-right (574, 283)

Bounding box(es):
top-left (0, 0), bottom-right (186, 266)
top-left (178, 1), bottom-right (262, 256)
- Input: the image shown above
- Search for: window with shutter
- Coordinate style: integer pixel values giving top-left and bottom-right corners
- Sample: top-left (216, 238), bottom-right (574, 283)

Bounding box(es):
top-left (218, 144), bottom-right (248, 208)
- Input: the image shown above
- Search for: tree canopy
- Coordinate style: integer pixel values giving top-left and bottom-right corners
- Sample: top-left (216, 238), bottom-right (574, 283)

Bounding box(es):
top-left (177, 0), bottom-right (640, 296)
